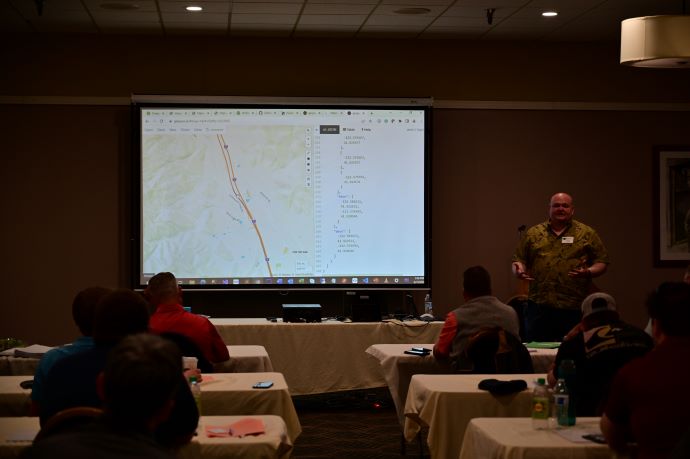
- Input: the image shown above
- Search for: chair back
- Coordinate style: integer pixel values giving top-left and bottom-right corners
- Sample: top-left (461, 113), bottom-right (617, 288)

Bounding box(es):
top-left (464, 327), bottom-right (534, 374)
top-left (159, 332), bottom-right (214, 373)
top-left (34, 406), bottom-right (103, 442)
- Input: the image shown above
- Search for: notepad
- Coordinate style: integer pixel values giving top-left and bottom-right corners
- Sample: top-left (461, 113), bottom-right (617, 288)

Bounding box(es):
top-left (205, 418), bottom-right (266, 438)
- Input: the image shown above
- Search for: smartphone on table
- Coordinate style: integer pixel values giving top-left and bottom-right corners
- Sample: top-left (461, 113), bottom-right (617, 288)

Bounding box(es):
top-left (253, 380), bottom-right (274, 389)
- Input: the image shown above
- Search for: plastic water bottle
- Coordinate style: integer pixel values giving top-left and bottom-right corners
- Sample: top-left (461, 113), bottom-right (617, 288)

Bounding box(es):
top-left (189, 375), bottom-right (202, 416)
top-left (558, 359), bottom-right (577, 425)
top-left (553, 378), bottom-right (570, 427)
top-left (424, 293), bottom-right (433, 318)
top-left (532, 378), bottom-right (550, 429)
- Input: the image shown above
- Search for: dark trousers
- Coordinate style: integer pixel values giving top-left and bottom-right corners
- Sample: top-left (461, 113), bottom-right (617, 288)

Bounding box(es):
top-left (524, 301), bottom-right (582, 342)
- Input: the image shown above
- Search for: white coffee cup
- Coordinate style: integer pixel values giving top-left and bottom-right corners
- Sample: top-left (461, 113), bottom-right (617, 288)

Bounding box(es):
top-left (182, 356), bottom-right (198, 370)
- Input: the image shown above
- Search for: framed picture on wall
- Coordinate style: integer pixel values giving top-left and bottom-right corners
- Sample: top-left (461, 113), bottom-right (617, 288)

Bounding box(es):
top-left (654, 146), bottom-right (690, 267)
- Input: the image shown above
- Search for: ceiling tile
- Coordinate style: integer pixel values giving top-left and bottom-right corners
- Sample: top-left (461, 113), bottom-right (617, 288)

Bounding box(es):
top-left (442, 6), bottom-right (518, 18)
top-left (365, 14), bottom-right (436, 26)
top-left (453, 0), bottom-right (532, 7)
top-left (231, 13), bottom-right (299, 24)
top-left (374, 4), bottom-right (447, 15)
top-left (161, 12), bottom-right (229, 23)
top-left (302, 4), bottom-right (376, 14)
top-left (232, 3), bottom-right (304, 14)
top-left (0, 3), bottom-right (32, 31)
top-left (91, 12), bottom-right (161, 23)
top-left (432, 16), bottom-right (492, 27)
top-left (528, 0), bottom-right (603, 7)
top-left (380, 0), bottom-right (454, 5)
top-left (299, 14), bottom-right (367, 25)
top-left (11, 0), bottom-right (85, 16)
top-left (308, 0), bottom-right (376, 3)
top-left (83, 0), bottom-right (158, 12)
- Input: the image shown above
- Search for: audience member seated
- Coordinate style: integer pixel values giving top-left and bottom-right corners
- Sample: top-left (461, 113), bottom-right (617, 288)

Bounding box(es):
top-left (159, 332), bottom-right (214, 373)
top-left (29, 286), bottom-right (111, 416)
top-left (39, 288), bottom-right (198, 449)
top-left (22, 333), bottom-right (184, 459)
top-left (644, 263), bottom-right (690, 336)
top-left (146, 272), bottom-right (229, 366)
top-left (433, 266), bottom-right (522, 372)
top-left (463, 325), bottom-right (533, 374)
top-left (601, 282), bottom-right (690, 459)
top-left (547, 292), bottom-right (652, 416)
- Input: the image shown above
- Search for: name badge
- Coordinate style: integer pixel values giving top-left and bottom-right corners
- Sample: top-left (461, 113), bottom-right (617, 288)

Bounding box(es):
top-left (562, 237), bottom-right (574, 244)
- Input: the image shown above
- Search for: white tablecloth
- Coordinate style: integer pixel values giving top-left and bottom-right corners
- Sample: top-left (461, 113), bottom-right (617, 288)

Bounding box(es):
top-left (0, 345), bottom-right (272, 377)
top-left (197, 372), bottom-right (300, 443)
top-left (366, 344), bottom-right (556, 425)
top-left (215, 346), bottom-right (274, 373)
top-left (528, 348), bottom-right (558, 373)
top-left (0, 415), bottom-right (292, 459)
top-left (0, 377), bottom-right (31, 417)
top-left (459, 417), bottom-right (615, 459)
top-left (211, 318), bottom-right (443, 395)
top-left (0, 372), bottom-right (301, 443)
top-left (404, 373), bottom-right (543, 459)
top-left (365, 343), bottom-right (450, 424)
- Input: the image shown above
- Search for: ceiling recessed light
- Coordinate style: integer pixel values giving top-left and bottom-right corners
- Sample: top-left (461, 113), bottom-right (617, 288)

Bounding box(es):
top-left (542, 11), bottom-right (558, 17)
top-left (394, 7), bottom-right (431, 15)
top-left (186, 5), bottom-right (203, 12)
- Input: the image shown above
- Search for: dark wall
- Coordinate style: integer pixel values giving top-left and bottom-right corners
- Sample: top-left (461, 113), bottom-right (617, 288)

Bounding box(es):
top-left (2, 34), bottom-right (690, 345)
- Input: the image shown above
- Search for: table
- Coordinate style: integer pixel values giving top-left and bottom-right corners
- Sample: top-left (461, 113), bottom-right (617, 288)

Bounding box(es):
top-left (529, 347), bottom-right (558, 373)
top-left (366, 344), bottom-right (556, 424)
top-left (211, 318), bottom-right (443, 395)
top-left (404, 373), bottom-right (543, 459)
top-left (365, 344), bottom-right (450, 423)
top-left (198, 372), bottom-right (301, 442)
top-left (0, 377), bottom-right (31, 417)
top-left (0, 372), bottom-right (301, 443)
top-left (215, 346), bottom-right (274, 373)
top-left (0, 345), bottom-right (273, 377)
top-left (459, 417), bottom-right (615, 459)
top-left (0, 415), bottom-right (292, 459)
top-left (0, 357), bottom-right (39, 377)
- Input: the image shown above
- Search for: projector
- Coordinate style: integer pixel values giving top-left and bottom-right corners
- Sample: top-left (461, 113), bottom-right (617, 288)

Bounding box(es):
top-left (282, 304), bottom-right (322, 323)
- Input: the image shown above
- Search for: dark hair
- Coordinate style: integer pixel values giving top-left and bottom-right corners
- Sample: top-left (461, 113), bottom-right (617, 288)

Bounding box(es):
top-left (646, 282), bottom-right (690, 337)
top-left (103, 333), bottom-right (181, 428)
top-left (146, 272), bottom-right (179, 304)
top-left (71, 287), bottom-right (112, 336)
top-left (93, 289), bottom-right (150, 345)
top-left (463, 266), bottom-right (492, 297)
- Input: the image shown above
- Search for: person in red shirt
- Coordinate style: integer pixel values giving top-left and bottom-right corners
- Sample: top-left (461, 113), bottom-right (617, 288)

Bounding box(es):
top-left (601, 282), bottom-right (690, 459)
top-left (146, 272), bottom-right (230, 366)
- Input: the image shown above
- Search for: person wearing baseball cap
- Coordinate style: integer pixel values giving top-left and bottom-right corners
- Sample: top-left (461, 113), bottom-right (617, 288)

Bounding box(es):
top-left (547, 292), bottom-right (653, 416)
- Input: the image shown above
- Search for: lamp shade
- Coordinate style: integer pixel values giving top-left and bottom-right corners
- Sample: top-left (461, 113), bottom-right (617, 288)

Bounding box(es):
top-left (620, 15), bottom-right (690, 68)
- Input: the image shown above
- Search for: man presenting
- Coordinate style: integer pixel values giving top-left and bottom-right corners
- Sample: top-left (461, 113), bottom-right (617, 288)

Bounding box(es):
top-left (512, 192), bottom-right (609, 342)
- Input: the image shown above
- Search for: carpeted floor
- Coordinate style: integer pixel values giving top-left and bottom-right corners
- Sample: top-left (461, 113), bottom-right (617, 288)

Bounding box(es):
top-left (291, 388), bottom-right (428, 458)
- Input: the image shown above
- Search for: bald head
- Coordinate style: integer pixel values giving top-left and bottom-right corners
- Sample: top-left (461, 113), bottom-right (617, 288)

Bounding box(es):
top-left (549, 192), bottom-right (574, 227)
